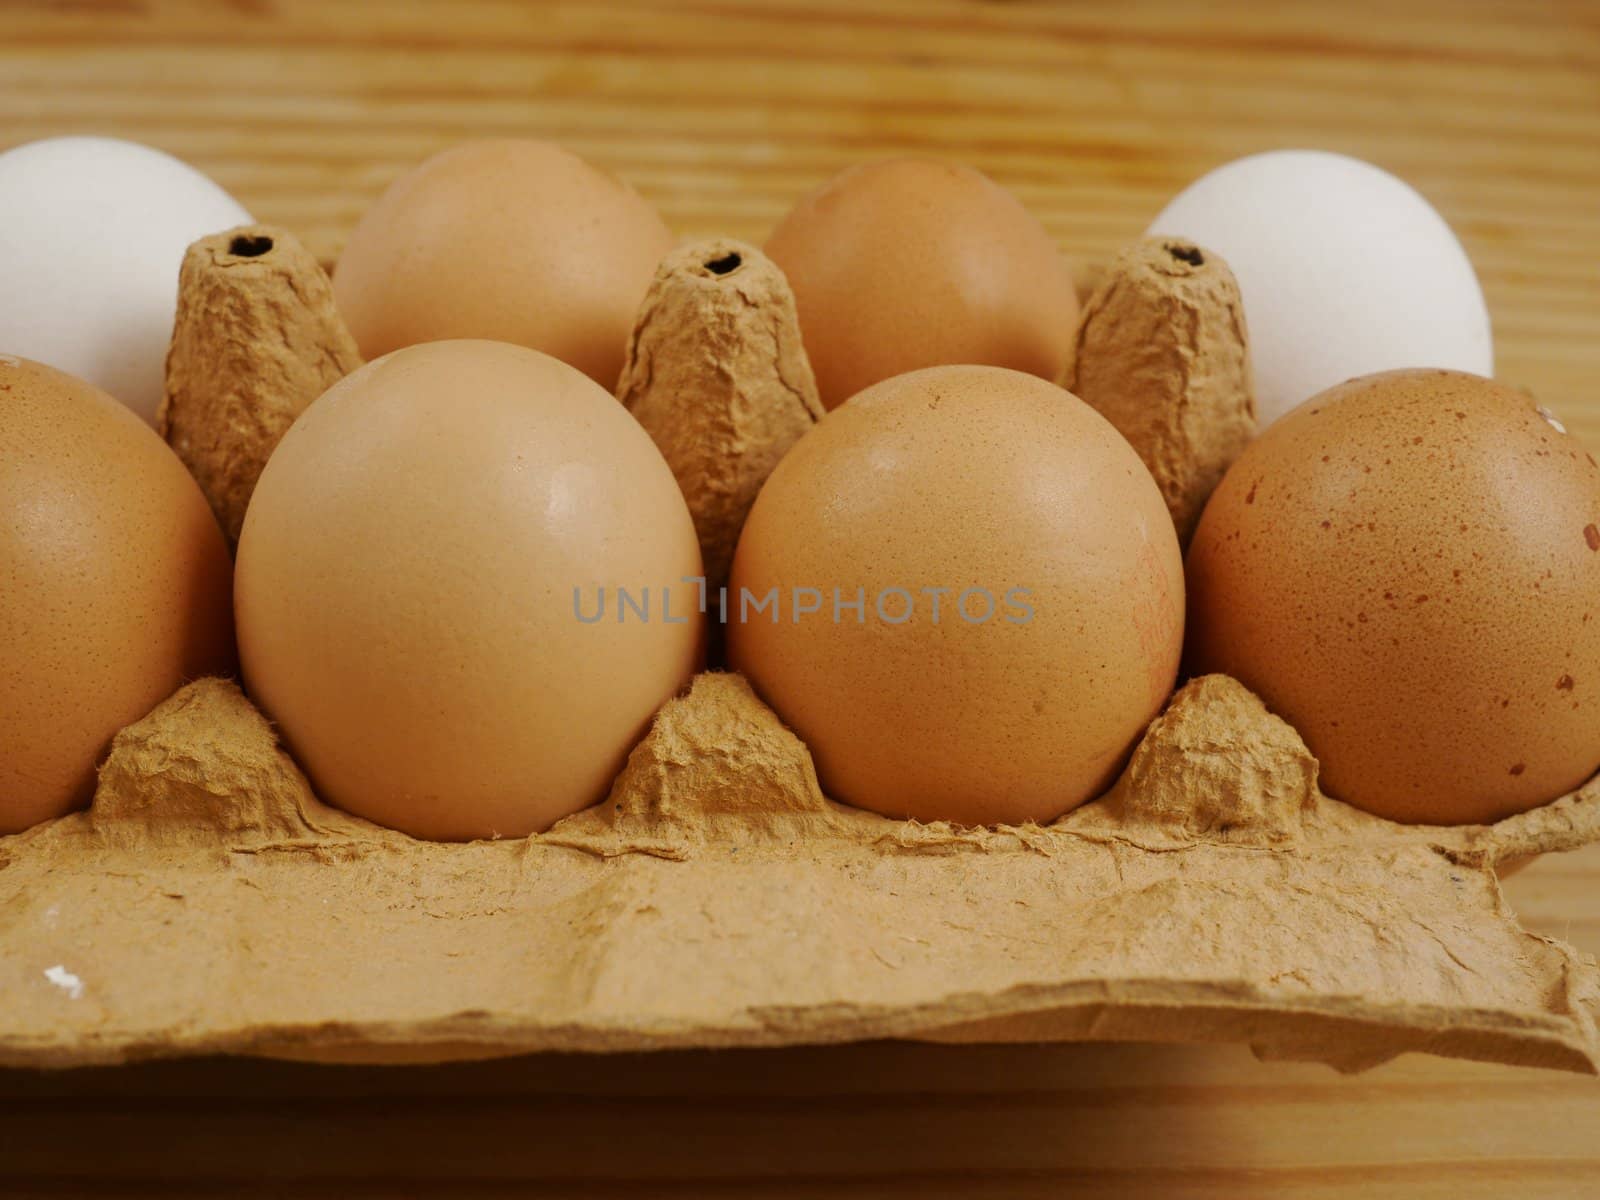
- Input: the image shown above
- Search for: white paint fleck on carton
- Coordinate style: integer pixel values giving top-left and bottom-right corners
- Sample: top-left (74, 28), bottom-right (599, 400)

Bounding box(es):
top-left (43, 965), bottom-right (84, 1000)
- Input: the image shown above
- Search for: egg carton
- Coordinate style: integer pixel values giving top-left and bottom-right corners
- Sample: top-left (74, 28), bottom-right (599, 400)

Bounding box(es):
top-left (2, 668), bottom-right (1596, 1072)
top-left (5, 220), bottom-right (1597, 1075)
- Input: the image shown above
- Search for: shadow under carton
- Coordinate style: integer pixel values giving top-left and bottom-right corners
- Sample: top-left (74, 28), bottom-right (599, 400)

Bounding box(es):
top-left (1, 671), bottom-right (1596, 1073)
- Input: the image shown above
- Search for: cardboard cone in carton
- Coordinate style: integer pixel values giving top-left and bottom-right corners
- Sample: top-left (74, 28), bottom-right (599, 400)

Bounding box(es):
top-left (161, 224), bottom-right (362, 546)
top-left (618, 238), bottom-right (823, 593)
top-left (1063, 237), bottom-right (1255, 544)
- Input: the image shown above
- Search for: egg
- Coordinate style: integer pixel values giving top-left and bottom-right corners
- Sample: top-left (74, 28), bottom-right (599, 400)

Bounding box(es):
top-left (764, 159), bottom-right (1081, 410)
top-left (234, 340), bottom-right (704, 841)
top-left (1148, 150), bottom-right (1492, 428)
top-left (1187, 369), bottom-right (1600, 825)
top-left (0, 356), bottom-right (235, 834)
top-left (0, 137), bottom-right (252, 425)
top-left (727, 365), bottom-right (1184, 826)
top-left (333, 140), bottom-right (676, 391)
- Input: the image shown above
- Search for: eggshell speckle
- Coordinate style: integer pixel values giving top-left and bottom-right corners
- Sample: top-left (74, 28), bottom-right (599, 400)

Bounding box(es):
top-left (765, 159), bottom-right (1081, 410)
top-left (727, 365), bottom-right (1184, 826)
top-left (1187, 369), bottom-right (1600, 824)
top-left (0, 356), bottom-right (236, 834)
top-left (234, 340), bottom-right (704, 841)
top-left (333, 140), bottom-right (676, 391)
top-left (0, 137), bottom-right (252, 425)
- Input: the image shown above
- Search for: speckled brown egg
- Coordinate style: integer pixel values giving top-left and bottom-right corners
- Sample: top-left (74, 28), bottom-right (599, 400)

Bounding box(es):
top-left (0, 355), bottom-right (235, 834)
top-left (764, 159), bottom-right (1081, 410)
top-left (333, 140), bottom-right (675, 390)
top-left (1187, 369), bottom-right (1600, 825)
top-left (234, 340), bottom-right (704, 842)
top-left (727, 365), bottom-right (1184, 826)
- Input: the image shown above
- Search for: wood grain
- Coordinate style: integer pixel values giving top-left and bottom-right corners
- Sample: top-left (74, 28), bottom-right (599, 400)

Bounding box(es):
top-left (2, 0), bottom-right (1599, 1195)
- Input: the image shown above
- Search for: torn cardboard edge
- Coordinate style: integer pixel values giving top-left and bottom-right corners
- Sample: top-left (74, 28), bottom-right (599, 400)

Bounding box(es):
top-left (1, 671), bottom-right (1596, 1073)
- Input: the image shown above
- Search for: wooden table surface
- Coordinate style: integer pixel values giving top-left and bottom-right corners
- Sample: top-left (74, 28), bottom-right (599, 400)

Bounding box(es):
top-left (3, 0), bottom-right (1599, 1195)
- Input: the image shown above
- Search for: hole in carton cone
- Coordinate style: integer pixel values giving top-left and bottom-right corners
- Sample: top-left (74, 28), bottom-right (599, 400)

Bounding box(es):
top-left (705, 252), bottom-right (743, 276)
top-left (229, 234), bottom-right (275, 258)
top-left (1166, 242), bottom-right (1204, 267)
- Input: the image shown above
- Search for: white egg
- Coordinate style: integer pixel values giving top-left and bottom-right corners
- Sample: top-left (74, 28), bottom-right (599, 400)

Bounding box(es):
top-left (1147, 150), bottom-right (1492, 428)
top-left (0, 137), bottom-right (251, 426)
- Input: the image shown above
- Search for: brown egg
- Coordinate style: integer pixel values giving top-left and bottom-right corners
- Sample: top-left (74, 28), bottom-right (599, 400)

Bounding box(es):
top-left (333, 140), bottom-right (675, 390)
top-left (727, 365), bottom-right (1184, 826)
top-left (234, 340), bottom-right (704, 841)
top-left (764, 159), bottom-right (1081, 410)
top-left (1187, 369), bottom-right (1600, 825)
top-left (0, 356), bottom-right (234, 834)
